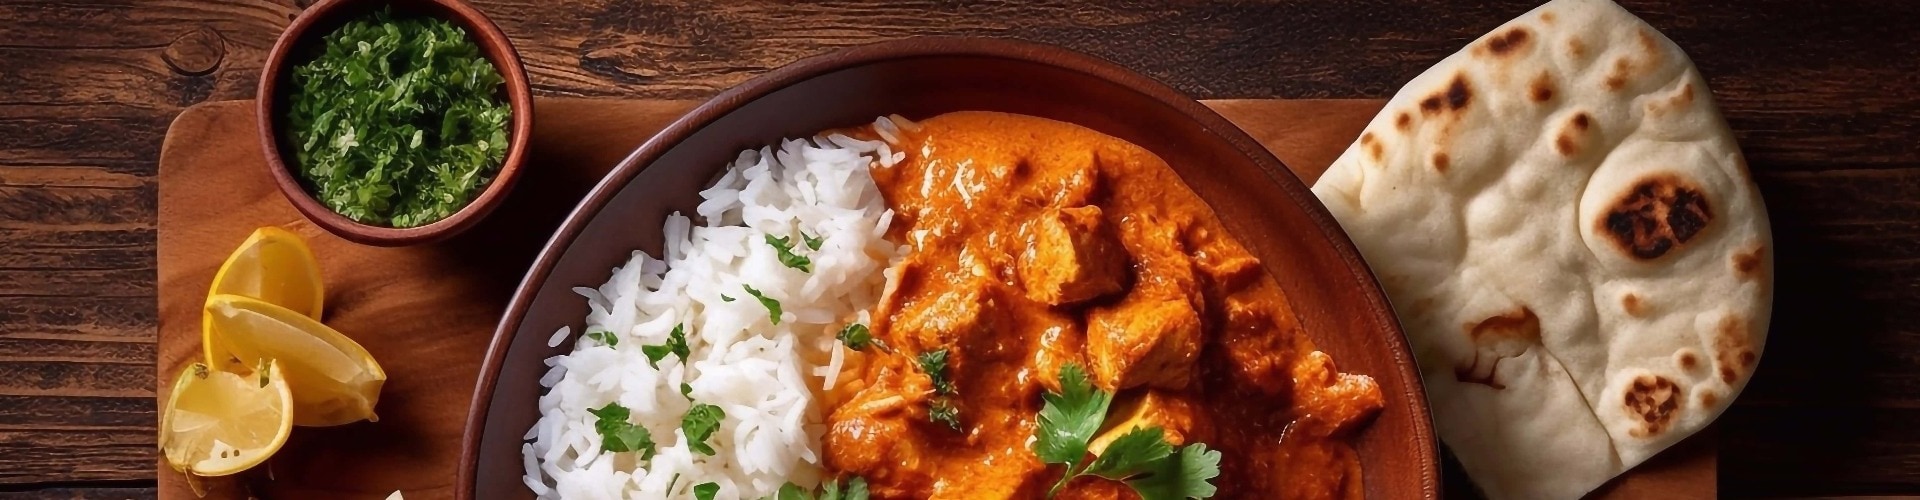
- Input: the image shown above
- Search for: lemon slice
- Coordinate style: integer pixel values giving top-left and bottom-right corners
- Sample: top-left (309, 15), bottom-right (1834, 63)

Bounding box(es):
top-left (204, 227), bottom-right (325, 369)
top-left (160, 361), bottom-right (293, 477)
top-left (205, 294), bottom-right (386, 427)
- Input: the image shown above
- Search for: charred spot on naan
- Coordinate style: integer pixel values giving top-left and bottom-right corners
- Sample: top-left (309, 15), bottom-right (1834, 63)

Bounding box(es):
top-left (1554, 111), bottom-right (1594, 157)
top-left (1713, 315), bottom-right (1759, 384)
top-left (1454, 307), bottom-right (1542, 390)
top-left (1604, 29), bottom-right (1670, 92)
top-left (1732, 243), bottom-right (1766, 281)
top-left (1530, 72), bottom-right (1556, 103)
top-left (1420, 75), bottom-right (1474, 116)
top-left (1432, 152), bottom-right (1451, 173)
top-left (1623, 374), bottom-right (1682, 438)
top-left (1360, 132), bottom-right (1385, 164)
top-left (1674, 349), bottom-right (1702, 372)
top-left (1697, 390), bottom-right (1720, 410)
top-left (1599, 173), bottom-right (1714, 260)
top-left (1395, 111), bottom-right (1413, 131)
top-left (1621, 291), bottom-right (1645, 317)
top-left (1474, 27), bottom-right (1533, 58)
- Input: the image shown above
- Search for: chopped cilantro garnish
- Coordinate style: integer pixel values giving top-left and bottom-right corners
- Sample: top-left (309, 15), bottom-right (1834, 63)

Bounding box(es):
top-left (837, 325), bottom-right (875, 351)
top-left (284, 8), bottom-right (510, 228)
top-left (693, 482), bottom-right (719, 500)
top-left (680, 383), bottom-right (694, 399)
top-left (742, 284), bottom-right (782, 324)
top-left (929, 397), bottom-right (961, 431)
top-left (916, 348), bottom-right (954, 395)
top-left (584, 329), bottom-right (618, 347)
top-left (681, 403), bottom-right (725, 456)
top-left (587, 402), bottom-right (655, 458)
top-left (1034, 363), bottom-right (1220, 499)
top-left (777, 476), bottom-right (869, 500)
top-left (765, 234), bottom-right (813, 272)
top-left (720, 294), bottom-right (735, 302)
top-left (641, 324), bottom-right (689, 369)
top-left (802, 231), bottom-right (824, 251)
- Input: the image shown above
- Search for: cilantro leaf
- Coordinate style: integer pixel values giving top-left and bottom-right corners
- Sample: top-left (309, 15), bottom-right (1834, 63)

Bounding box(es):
top-left (584, 329), bottom-right (618, 347)
top-left (765, 234), bottom-right (813, 272)
top-left (802, 231), bottom-right (824, 250)
top-left (928, 397), bottom-right (962, 431)
top-left (1083, 427), bottom-right (1174, 480)
top-left (837, 324), bottom-right (873, 350)
top-left (1034, 363), bottom-right (1111, 465)
top-left (681, 403), bottom-right (725, 456)
top-left (777, 482), bottom-right (809, 500)
top-left (641, 324), bottom-right (689, 369)
top-left (720, 294), bottom-right (735, 302)
top-left (692, 482), bottom-right (719, 500)
top-left (680, 383), bottom-right (694, 399)
top-left (1125, 443), bottom-right (1223, 500)
top-left (743, 284), bottom-right (782, 324)
top-left (587, 402), bottom-right (655, 458)
top-left (841, 477), bottom-right (869, 500)
top-left (916, 348), bottom-right (954, 395)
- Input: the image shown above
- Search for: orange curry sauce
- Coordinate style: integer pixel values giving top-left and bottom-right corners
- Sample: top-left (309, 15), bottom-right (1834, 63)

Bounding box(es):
top-left (821, 112), bottom-right (1383, 499)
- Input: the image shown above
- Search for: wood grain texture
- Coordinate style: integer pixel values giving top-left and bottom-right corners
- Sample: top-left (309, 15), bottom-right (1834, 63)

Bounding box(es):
top-left (0, 0), bottom-right (1915, 497)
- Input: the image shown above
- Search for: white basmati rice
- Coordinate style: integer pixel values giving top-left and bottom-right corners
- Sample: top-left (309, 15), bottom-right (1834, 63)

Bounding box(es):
top-left (522, 120), bottom-right (901, 499)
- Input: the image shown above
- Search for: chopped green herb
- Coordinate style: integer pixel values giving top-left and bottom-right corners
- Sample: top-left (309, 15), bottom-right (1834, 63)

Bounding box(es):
top-left (802, 232), bottom-right (824, 251)
top-left (641, 324), bottom-right (689, 369)
top-left (777, 476), bottom-right (870, 500)
top-left (720, 294), bottom-right (735, 302)
top-left (929, 397), bottom-right (961, 431)
top-left (777, 482), bottom-right (808, 500)
top-left (743, 284), bottom-right (782, 324)
top-left (837, 325), bottom-right (875, 351)
top-left (1033, 363), bottom-right (1219, 499)
top-left (916, 348), bottom-right (954, 395)
top-left (765, 234), bottom-right (813, 272)
top-left (681, 403), bottom-right (725, 456)
top-left (284, 8), bottom-right (511, 228)
top-left (680, 383), bottom-right (694, 399)
top-left (666, 474), bottom-right (681, 498)
top-left (693, 482), bottom-right (719, 500)
top-left (587, 402), bottom-right (655, 458)
top-left (584, 330), bottom-right (618, 347)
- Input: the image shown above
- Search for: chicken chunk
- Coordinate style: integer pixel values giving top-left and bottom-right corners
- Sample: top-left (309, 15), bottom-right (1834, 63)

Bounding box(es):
top-left (1087, 294), bottom-right (1203, 390)
top-left (1018, 205), bottom-right (1129, 306)
top-left (1089, 389), bottom-right (1203, 454)
top-left (893, 275), bottom-right (998, 350)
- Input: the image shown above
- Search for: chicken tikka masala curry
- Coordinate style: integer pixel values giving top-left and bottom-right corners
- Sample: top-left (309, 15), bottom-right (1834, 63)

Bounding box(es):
top-left (822, 111), bottom-right (1384, 499)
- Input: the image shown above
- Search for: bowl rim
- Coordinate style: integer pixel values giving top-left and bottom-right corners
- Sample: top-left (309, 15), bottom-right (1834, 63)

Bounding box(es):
top-left (456, 36), bottom-right (1437, 498)
top-left (255, 0), bottom-right (536, 246)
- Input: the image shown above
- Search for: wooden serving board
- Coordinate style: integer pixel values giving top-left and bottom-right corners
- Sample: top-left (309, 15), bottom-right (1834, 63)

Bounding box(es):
top-left (155, 98), bottom-right (1712, 499)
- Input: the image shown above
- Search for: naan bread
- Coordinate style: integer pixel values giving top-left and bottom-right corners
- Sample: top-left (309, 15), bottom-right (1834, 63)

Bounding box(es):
top-left (1309, 0), bottom-right (1772, 498)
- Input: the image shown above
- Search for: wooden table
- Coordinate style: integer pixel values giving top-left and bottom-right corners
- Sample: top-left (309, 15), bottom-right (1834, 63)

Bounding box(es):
top-left (2, 0), bottom-right (1917, 497)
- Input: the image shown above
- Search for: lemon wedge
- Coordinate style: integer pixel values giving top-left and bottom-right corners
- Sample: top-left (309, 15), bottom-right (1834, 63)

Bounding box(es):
top-left (205, 294), bottom-right (386, 427)
top-left (204, 227), bottom-right (325, 368)
top-left (160, 361), bottom-right (293, 477)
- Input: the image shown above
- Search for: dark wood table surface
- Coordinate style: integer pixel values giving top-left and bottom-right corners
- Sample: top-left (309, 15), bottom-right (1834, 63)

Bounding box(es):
top-left (2, 0), bottom-right (1917, 497)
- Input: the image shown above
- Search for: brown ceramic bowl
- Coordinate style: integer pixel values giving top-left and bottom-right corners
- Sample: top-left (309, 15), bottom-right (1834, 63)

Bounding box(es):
top-left (257, 0), bottom-right (534, 246)
top-left (459, 38), bottom-right (1437, 498)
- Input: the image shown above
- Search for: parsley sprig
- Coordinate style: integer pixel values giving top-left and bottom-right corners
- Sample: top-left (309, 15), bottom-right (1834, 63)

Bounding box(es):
top-left (835, 323), bottom-right (893, 353)
top-left (917, 348), bottom-right (961, 431)
top-left (1035, 364), bottom-right (1221, 499)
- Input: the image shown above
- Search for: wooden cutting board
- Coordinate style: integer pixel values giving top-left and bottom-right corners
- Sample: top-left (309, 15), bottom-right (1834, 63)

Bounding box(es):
top-left (155, 98), bottom-right (1713, 499)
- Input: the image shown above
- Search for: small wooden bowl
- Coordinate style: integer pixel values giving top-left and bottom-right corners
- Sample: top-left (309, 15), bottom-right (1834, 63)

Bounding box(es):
top-left (459, 38), bottom-right (1439, 498)
top-left (256, 0), bottom-right (534, 246)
